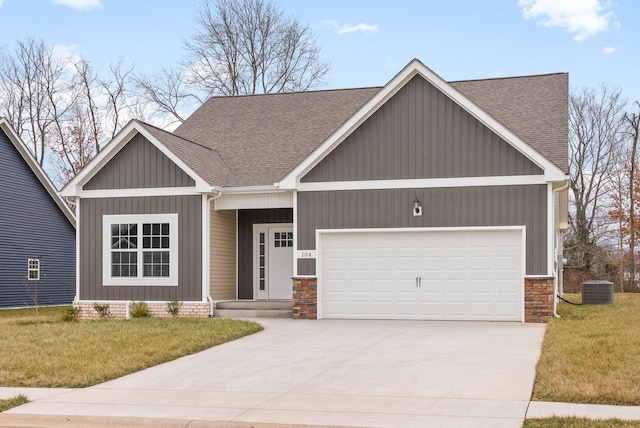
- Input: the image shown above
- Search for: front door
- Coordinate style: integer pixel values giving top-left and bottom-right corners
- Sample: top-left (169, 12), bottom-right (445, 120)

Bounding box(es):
top-left (254, 224), bottom-right (293, 300)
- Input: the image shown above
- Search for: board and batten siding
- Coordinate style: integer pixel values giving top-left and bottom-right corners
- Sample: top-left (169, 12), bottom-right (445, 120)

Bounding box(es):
top-left (210, 208), bottom-right (237, 300)
top-left (0, 129), bottom-right (75, 308)
top-left (237, 208), bottom-right (293, 299)
top-left (79, 196), bottom-right (202, 301)
top-left (297, 185), bottom-right (547, 276)
top-left (84, 133), bottom-right (195, 190)
top-left (302, 75), bottom-right (542, 183)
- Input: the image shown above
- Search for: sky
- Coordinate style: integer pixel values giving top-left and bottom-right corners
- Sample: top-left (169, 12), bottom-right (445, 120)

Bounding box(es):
top-left (0, 0), bottom-right (638, 106)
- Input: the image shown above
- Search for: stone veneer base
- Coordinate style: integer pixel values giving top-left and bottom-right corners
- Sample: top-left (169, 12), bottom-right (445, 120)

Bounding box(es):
top-left (292, 277), bottom-right (317, 319)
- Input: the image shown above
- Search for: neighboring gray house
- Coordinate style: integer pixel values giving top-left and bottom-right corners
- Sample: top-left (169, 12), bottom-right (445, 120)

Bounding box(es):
top-left (62, 59), bottom-right (569, 322)
top-left (0, 118), bottom-right (76, 308)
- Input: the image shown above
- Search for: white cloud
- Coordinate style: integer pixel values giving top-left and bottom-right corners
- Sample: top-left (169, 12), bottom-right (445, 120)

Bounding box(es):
top-left (0, 0), bottom-right (4, 8)
top-left (53, 0), bottom-right (102, 11)
top-left (519, 0), bottom-right (612, 42)
top-left (337, 23), bottom-right (378, 35)
top-left (321, 20), bottom-right (378, 35)
top-left (602, 46), bottom-right (617, 54)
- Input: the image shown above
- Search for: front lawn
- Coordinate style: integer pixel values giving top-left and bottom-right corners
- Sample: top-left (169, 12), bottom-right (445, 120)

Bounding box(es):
top-left (0, 306), bottom-right (262, 388)
top-left (524, 417), bottom-right (640, 428)
top-left (532, 293), bottom-right (640, 405)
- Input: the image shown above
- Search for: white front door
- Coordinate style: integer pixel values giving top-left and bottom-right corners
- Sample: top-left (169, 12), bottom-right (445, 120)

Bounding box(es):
top-left (254, 224), bottom-right (293, 300)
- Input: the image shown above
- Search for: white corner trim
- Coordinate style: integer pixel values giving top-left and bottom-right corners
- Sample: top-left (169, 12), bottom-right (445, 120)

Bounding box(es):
top-left (278, 59), bottom-right (566, 189)
top-left (298, 175), bottom-right (547, 192)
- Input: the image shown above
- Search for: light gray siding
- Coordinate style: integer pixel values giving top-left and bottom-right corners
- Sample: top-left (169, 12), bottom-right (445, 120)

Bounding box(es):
top-left (302, 75), bottom-right (542, 183)
top-left (297, 185), bottom-right (547, 276)
top-left (85, 133), bottom-right (195, 190)
top-left (79, 195), bottom-right (202, 301)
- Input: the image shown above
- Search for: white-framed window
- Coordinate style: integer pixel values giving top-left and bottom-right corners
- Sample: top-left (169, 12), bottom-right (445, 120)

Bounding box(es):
top-left (27, 258), bottom-right (40, 280)
top-left (102, 214), bottom-right (179, 286)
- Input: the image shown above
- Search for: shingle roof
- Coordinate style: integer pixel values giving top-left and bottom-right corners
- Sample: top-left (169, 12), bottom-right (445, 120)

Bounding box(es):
top-left (174, 87), bottom-right (380, 187)
top-left (137, 121), bottom-right (230, 186)
top-left (450, 73), bottom-right (568, 173)
top-left (173, 71), bottom-right (568, 187)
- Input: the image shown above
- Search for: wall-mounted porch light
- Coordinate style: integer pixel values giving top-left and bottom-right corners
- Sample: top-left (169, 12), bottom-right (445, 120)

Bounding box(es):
top-left (413, 199), bottom-right (422, 216)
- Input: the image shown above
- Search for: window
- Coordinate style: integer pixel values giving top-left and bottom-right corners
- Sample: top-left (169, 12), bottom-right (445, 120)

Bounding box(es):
top-left (27, 258), bottom-right (40, 280)
top-left (103, 214), bottom-right (178, 286)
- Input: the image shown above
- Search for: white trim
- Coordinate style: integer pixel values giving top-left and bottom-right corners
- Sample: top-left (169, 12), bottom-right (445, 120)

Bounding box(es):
top-left (292, 190), bottom-right (298, 277)
top-left (102, 213), bottom-right (179, 286)
top-left (315, 225), bottom-right (527, 321)
top-left (235, 210), bottom-right (239, 300)
top-left (215, 191), bottom-right (293, 210)
top-left (27, 258), bottom-right (40, 281)
top-left (222, 185), bottom-right (283, 194)
top-left (278, 59), bottom-right (566, 189)
top-left (61, 120), bottom-right (213, 197)
top-left (0, 119), bottom-right (76, 227)
top-left (77, 187), bottom-right (201, 199)
top-left (298, 175), bottom-right (546, 192)
top-left (547, 184), bottom-right (554, 277)
top-left (202, 194), bottom-right (210, 303)
top-left (75, 198), bottom-right (80, 300)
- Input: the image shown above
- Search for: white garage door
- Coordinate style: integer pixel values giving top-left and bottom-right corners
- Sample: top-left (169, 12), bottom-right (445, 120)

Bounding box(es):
top-left (319, 228), bottom-right (524, 321)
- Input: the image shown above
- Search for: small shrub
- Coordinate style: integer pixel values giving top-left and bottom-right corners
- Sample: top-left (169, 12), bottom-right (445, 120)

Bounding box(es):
top-left (130, 301), bottom-right (151, 318)
top-left (61, 306), bottom-right (80, 322)
top-left (93, 303), bottom-right (111, 318)
top-left (166, 299), bottom-right (183, 317)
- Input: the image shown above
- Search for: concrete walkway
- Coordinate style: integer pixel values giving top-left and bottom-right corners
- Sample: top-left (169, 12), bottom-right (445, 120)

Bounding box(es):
top-left (1, 318), bottom-right (632, 427)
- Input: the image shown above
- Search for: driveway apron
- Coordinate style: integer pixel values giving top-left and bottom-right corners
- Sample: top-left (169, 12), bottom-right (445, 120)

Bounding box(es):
top-left (7, 319), bottom-right (546, 428)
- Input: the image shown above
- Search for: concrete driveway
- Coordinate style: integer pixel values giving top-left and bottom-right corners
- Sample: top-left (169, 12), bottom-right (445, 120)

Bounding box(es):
top-left (6, 319), bottom-right (545, 428)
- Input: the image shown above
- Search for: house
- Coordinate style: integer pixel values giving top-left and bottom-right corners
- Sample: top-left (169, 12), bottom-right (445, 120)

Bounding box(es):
top-left (62, 59), bottom-right (569, 322)
top-left (0, 118), bottom-right (76, 308)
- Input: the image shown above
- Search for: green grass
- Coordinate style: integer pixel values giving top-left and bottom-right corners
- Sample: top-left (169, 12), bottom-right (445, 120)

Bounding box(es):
top-left (0, 395), bottom-right (28, 412)
top-left (532, 293), bottom-right (640, 405)
top-left (524, 417), bottom-right (640, 427)
top-left (0, 306), bottom-right (263, 388)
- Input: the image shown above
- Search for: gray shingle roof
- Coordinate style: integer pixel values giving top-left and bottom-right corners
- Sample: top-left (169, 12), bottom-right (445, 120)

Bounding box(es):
top-left (173, 72), bottom-right (568, 187)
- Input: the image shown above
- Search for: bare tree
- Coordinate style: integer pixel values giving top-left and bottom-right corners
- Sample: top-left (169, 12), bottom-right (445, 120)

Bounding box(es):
top-left (567, 85), bottom-right (626, 273)
top-left (136, 0), bottom-right (330, 124)
top-left (0, 38), bottom-right (141, 186)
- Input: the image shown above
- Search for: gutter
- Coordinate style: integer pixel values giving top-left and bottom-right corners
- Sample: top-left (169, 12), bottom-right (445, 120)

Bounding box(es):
top-left (552, 177), bottom-right (571, 318)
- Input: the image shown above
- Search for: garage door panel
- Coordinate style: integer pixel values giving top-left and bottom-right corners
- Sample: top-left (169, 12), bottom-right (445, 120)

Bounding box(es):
top-left (320, 229), bottom-right (523, 321)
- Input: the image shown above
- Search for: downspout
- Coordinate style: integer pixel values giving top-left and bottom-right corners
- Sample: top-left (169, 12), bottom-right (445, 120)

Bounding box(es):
top-left (552, 178), bottom-right (571, 318)
top-left (206, 189), bottom-right (223, 317)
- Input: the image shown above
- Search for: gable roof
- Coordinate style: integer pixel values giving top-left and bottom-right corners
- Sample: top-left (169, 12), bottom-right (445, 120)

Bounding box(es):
top-left (0, 118), bottom-right (76, 227)
top-left (174, 87), bottom-right (380, 187)
top-left (62, 120), bottom-right (220, 196)
top-left (175, 60), bottom-right (568, 188)
top-left (450, 73), bottom-right (568, 172)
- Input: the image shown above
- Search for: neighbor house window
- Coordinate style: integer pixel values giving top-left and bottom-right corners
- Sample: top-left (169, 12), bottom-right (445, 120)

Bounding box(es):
top-left (103, 214), bottom-right (178, 286)
top-left (27, 258), bottom-right (40, 280)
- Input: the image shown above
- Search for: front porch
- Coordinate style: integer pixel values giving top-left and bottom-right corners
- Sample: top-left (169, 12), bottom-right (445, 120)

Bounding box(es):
top-left (213, 300), bottom-right (293, 318)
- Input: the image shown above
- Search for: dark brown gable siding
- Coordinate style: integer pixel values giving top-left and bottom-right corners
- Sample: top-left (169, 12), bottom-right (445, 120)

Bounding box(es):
top-left (84, 133), bottom-right (195, 190)
top-left (79, 195), bottom-right (202, 301)
top-left (302, 75), bottom-right (542, 183)
top-left (297, 185), bottom-right (547, 276)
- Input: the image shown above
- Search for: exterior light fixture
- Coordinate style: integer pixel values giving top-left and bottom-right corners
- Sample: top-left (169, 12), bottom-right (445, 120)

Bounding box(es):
top-left (413, 199), bottom-right (422, 216)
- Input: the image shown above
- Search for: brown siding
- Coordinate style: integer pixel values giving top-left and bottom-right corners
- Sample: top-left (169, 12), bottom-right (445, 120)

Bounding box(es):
top-left (85, 133), bottom-right (195, 190)
top-left (237, 208), bottom-right (293, 299)
top-left (297, 185), bottom-right (547, 276)
top-left (79, 195), bottom-right (202, 301)
top-left (302, 75), bottom-right (542, 183)
top-left (210, 208), bottom-right (237, 300)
